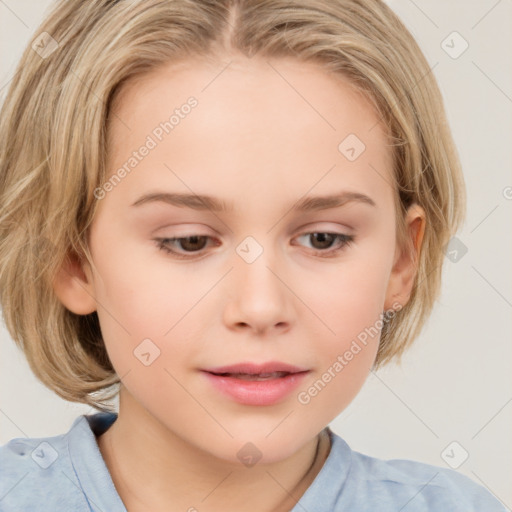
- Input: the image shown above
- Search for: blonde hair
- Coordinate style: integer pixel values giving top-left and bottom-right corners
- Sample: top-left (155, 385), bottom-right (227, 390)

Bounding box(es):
top-left (0, 0), bottom-right (465, 412)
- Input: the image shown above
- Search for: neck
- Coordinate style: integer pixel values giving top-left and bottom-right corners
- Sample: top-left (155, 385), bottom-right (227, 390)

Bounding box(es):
top-left (96, 389), bottom-right (331, 512)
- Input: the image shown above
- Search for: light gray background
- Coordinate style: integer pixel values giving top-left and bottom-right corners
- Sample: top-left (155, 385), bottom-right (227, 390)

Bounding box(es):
top-left (1, 0), bottom-right (511, 508)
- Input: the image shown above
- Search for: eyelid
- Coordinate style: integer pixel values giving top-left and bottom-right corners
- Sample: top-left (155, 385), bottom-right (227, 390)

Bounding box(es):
top-left (155, 222), bottom-right (352, 244)
top-left (294, 221), bottom-right (354, 235)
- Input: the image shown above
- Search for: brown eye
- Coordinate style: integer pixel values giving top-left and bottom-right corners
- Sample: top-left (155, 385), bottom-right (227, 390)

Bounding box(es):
top-left (308, 233), bottom-right (336, 250)
top-left (175, 235), bottom-right (209, 252)
top-left (295, 232), bottom-right (355, 257)
top-left (155, 235), bottom-right (214, 259)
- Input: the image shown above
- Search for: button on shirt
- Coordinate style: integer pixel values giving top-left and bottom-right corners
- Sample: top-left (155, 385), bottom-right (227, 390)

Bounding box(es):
top-left (0, 412), bottom-right (507, 511)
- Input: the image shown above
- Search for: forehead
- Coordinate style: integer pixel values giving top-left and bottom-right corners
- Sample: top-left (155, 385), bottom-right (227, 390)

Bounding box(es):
top-left (104, 55), bottom-right (394, 211)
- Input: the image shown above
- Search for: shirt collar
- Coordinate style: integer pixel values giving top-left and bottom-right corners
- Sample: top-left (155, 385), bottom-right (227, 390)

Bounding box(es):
top-left (67, 412), bottom-right (126, 512)
top-left (68, 414), bottom-right (352, 512)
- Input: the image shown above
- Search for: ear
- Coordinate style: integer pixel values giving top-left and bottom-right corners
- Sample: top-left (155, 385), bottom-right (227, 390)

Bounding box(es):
top-left (384, 203), bottom-right (426, 312)
top-left (52, 250), bottom-right (97, 315)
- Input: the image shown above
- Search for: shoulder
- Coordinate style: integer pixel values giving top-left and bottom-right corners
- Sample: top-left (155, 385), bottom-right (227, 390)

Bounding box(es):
top-left (323, 430), bottom-right (507, 511)
top-left (0, 417), bottom-right (91, 511)
top-left (353, 451), bottom-right (505, 510)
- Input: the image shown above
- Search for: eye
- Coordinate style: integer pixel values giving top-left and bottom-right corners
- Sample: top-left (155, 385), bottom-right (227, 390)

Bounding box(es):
top-left (294, 232), bottom-right (355, 257)
top-left (155, 235), bottom-right (216, 259)
top-left (154, 231), bottom-right (355, 260)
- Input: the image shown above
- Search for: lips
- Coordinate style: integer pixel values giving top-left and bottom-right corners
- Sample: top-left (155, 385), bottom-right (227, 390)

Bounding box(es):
top-left (202, 361), bottom-right (309, 378)
top-left (201, 362), bottom-right (311, 406)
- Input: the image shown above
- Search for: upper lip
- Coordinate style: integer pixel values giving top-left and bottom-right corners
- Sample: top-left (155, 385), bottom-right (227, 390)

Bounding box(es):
top-left (202, 361), bottom-right (310, 375)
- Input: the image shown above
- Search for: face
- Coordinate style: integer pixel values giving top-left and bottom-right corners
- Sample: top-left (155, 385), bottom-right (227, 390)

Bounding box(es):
top-left (57, 55), bottom-right (423, 464)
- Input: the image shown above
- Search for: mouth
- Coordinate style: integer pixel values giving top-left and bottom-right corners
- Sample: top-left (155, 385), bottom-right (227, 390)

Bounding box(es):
top-left (207, 371), bottom-right (296, 381)
top-left (200, 362), bottom-right (310, 405)
top-left (202, 361), bottom-right (309, 379)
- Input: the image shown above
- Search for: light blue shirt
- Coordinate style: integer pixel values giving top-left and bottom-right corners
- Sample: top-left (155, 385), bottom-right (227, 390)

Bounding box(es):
top-left (0, 412), bottom-right (506, 511)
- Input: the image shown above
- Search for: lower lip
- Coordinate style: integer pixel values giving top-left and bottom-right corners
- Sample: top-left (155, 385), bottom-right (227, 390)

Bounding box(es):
top-left (201, 371), bottom-right (310, 406)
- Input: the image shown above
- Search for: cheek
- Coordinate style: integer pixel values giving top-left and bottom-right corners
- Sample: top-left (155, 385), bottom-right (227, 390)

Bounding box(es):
top-left (297, 302), bottom-right (381, 425)
top-left (92, 221), bottom-right (208, 328)
top-left (94, 269), bottom-right (207, 371)
top-left (90, 229), bottom-right (211, 378)
top-left (92, 255), bottom-right (204, 412)
top-left (298, 249), bottom-right (391, 346)
top-left (292, 252), bottom-right (389, 417)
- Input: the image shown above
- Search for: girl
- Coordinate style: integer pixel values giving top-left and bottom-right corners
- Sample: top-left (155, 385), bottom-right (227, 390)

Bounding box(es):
top-left (0, 0), bottom-right (506, 510)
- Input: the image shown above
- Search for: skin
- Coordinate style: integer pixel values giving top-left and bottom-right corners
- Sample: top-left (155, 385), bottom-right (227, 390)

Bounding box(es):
top-left (53, 53), bottom-right (425, 511)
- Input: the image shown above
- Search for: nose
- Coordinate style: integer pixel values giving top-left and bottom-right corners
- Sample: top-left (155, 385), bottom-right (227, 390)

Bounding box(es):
top-left (222, 244), bottom-right (292, 336)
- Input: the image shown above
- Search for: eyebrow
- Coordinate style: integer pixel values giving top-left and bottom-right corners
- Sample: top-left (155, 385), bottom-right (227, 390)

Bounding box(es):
top-left (130, 190), bottom-right (376, 212)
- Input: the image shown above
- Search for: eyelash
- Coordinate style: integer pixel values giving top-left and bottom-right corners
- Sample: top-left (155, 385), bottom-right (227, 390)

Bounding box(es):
top-left (154, 232), bottom-right (355, 260)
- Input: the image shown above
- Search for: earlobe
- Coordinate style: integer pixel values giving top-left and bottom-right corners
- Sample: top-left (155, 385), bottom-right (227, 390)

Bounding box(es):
top-left (52, 251), bottom-right (97, 315)
top-left (384, 204), bottom-right (426, 312)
